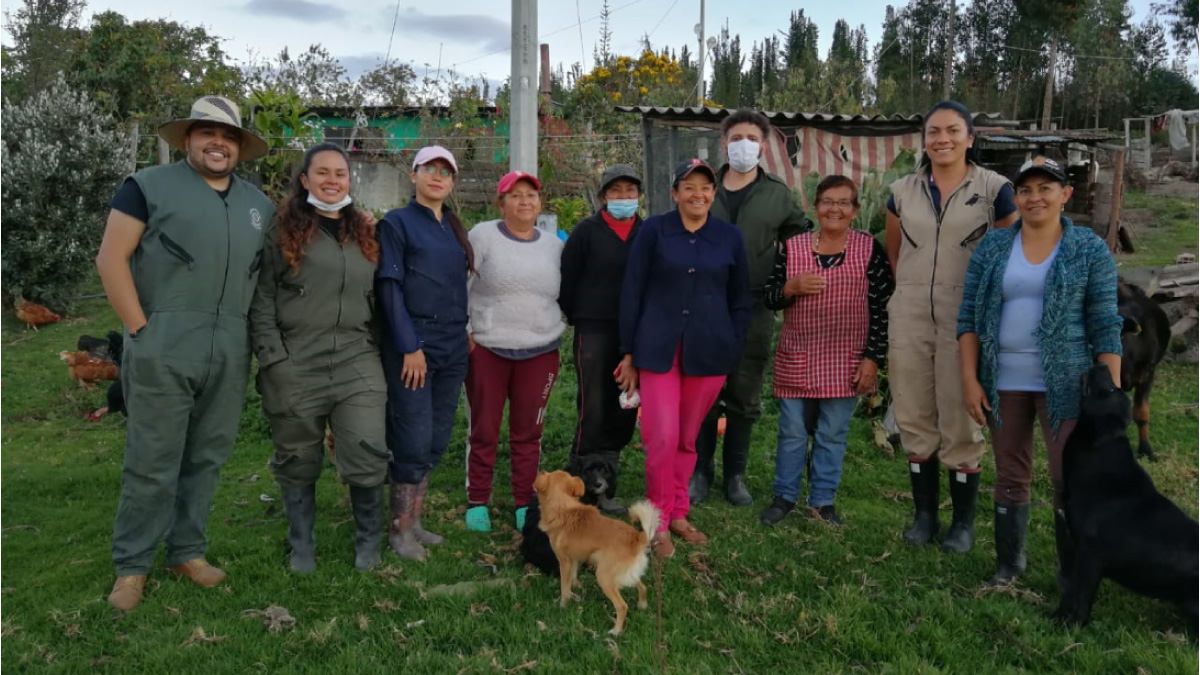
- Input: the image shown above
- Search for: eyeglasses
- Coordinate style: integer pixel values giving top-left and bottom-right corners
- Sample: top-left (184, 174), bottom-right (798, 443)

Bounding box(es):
top-left (418, 165), bottom-right (454, 178)
top-left (817, 199), bottom-right (855, 209)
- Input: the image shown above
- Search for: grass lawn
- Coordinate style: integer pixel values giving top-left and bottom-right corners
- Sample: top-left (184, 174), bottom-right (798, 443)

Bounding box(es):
top-left (3, 190), bottom-right (1197, 674)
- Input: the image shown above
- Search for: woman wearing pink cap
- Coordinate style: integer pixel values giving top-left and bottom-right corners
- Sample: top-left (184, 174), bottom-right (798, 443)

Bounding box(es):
top-left (377, 145), bottom-right (473, 560)
top-left (463, 171), bottom-right (564, 532)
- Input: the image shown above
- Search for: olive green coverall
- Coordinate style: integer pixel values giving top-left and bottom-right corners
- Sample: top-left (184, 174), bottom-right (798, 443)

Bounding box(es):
top-left (249, 222), bottom-right (390, 489)
top-left (112, 160), bottom-right (274, 576)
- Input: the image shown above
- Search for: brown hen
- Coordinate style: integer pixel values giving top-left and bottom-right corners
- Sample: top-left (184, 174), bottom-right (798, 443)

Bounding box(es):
top-left (16, 299), bottom-right (61, 330)
top-left (59, 351), bottom-right (119, 388)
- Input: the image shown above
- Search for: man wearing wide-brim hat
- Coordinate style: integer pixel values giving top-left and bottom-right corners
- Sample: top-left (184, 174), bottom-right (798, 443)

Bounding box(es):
top-left (95, 95), bottom-right (275, 611)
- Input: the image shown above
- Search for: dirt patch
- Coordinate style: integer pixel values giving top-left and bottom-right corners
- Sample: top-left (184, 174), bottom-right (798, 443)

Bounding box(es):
top-left (1147, 177), bottom-right (1199, 199)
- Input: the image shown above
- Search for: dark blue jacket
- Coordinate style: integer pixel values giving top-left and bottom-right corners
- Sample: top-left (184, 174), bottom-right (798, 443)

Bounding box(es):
top-left (376, 200), bottom-right (469, 357)
top-left (619, 210), bottom-right (753, 376)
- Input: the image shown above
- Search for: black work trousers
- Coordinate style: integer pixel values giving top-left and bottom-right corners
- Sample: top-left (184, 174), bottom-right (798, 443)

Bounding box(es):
top-left (566, 323), bottom-right (639, 496)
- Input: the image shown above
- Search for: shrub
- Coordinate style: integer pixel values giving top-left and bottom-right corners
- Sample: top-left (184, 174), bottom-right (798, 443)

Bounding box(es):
top-left (2, 76), bottom-right (132, 310)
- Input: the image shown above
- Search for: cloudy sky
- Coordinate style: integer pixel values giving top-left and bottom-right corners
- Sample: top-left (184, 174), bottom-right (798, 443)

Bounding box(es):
top-left (7, 0), bottom-right (1183, 95)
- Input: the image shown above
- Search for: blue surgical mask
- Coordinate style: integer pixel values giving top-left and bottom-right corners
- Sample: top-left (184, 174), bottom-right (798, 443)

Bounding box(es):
top-left (606, 199), bottom-right (638, 219)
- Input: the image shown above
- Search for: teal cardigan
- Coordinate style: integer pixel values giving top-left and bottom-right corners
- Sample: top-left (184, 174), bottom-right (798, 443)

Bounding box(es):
top-left (957, 216), bottom-right (1123, 428)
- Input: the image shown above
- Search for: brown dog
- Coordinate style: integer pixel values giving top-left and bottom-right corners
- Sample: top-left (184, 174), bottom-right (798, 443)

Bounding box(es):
top-left (532, 470), bottom-right (659, 636)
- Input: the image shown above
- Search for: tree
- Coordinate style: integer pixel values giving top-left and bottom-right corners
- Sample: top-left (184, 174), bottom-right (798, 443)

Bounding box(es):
top-left (1155, 0), bottom-right (1198, 53)
top-left (246, 44), bottom-right (359, 107)
top-left (1, 76), bottom-right (132, 309)
top-left (357, 61), bottom-right (416, 106)
top-left (1012, 0), bottom-right (1085, 128)
top-left (1066, 0), bottom-right (1134, 128)
top-left (1, 0), bottom-right (86, 103)
top-left (708, 25), bottom-right (743, 107)
top-left (69, 11), bottom-right (244, 124)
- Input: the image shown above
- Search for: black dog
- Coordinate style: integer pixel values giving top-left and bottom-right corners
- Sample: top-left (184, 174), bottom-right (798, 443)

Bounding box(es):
top-left (520, 495), bottom-right (559, 577)
top-left (520, 457), bottom-right (616, 577)
top-left (1054, 364), bottom-right (1198, 626)
top-left (1116, 280), bottom-right (1170, 460)
top-left (573, 455), bottom-right (621, 511)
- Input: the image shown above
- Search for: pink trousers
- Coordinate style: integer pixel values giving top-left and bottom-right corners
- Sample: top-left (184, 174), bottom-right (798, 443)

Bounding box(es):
top-left (638, 348), bottom-right (726, 532)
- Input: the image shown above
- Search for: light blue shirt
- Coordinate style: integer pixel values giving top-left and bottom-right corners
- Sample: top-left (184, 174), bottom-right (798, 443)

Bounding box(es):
top-left (996, 231), bottom-right (1060, 392)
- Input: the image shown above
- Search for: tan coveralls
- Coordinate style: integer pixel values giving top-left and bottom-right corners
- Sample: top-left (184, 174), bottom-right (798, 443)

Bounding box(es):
top-left (888, 163), bottom-right (1010, 470)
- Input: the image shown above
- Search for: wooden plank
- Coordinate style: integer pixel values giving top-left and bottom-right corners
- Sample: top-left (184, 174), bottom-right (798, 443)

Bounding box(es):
top-left (1107, 147), bottom-right (1125, 252)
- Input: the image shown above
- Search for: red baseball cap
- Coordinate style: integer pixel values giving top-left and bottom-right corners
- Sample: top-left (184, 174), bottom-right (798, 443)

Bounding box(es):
top-left (497, 170), bottom-right (541, 195)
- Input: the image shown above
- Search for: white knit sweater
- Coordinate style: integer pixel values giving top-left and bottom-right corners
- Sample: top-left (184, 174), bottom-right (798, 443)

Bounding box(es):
top-left (467, 220), bottom-right (565, 350)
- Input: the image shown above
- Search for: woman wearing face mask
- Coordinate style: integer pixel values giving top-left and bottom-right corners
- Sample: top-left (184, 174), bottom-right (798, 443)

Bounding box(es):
top-left (376, 146), bottom-right (473, 561)
top-left (885, 100), bottom-right (1019, 556)
top-left (250, 142), bottom-right (388, 573)
top-left (619, 159), bottom-right (753, 558)
top-left (758, 175), bottom-right (894, 528)
top-left (558, 164), bottom-right (644, 516)
top-left (958, 156), bottom-right (1121, 586)
top-left (464, 171), bottom-right (564, 533)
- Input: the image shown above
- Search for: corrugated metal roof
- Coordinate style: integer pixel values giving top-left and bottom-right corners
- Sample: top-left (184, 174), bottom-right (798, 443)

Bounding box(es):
top-left (977, 129), bottom-right (1121, 143)
top-left (614, 105), bottom-right (1010, 126)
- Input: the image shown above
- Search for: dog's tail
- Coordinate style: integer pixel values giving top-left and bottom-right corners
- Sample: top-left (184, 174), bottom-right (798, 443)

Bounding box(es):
top-left (627, 500), bottom-right (660, 541)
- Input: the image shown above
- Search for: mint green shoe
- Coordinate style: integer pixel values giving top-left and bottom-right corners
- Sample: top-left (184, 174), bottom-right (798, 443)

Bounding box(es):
top-left (515, 506), bottom-right (529, 531)
top-left (465, 505), bottom-right (491, 532)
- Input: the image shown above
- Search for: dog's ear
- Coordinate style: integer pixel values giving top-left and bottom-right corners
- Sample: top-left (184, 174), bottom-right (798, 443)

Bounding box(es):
top-left (533, 472), bottom-right (547, 492)
top-left (569, 476), bottom-right (586, 498)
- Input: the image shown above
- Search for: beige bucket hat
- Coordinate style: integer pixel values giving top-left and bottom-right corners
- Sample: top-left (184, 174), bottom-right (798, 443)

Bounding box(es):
top-left (157, 95), bottom-right (269, 162)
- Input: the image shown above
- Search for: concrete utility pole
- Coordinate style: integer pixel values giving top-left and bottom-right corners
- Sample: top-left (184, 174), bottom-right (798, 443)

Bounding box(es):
top-left (696, 0), bottom-right (706, 106)
top-left (511, 0), bottom-right (538, 175)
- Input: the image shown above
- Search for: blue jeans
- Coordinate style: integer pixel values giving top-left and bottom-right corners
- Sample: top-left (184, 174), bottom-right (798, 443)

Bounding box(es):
top-left (384, 326), bottom-right (470, 485)
top-left (772, 397), bottom-right (858, 507)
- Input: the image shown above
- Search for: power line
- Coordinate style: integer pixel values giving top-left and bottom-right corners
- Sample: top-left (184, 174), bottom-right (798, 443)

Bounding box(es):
top-left (384, 0), bottom-right (402, 65)
top-left (1002, 43), bottom-right (1139, 61)
top-left (576, 0), bottom-right (587, 66)
top-left (646, 0), bottom-right (681, 41)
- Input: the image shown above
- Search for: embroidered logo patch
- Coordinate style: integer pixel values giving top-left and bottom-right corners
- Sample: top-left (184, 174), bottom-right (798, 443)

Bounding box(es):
top-left (249, 208), bottom-right (262, 231)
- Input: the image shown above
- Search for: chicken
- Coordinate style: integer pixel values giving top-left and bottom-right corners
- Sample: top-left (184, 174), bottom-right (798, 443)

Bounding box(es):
top-left (77, 332), bottom-right (124, 365)
top-left (87, 380), bottom-right (126, 422)
top-left (59, 351), bottom-right (119, 388)
top-left (16, 298), bottom-right (61, 331)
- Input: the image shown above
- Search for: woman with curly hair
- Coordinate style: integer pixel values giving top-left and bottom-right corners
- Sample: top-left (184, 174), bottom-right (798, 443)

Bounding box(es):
top-left (250, 142), bottom-right (390, 573)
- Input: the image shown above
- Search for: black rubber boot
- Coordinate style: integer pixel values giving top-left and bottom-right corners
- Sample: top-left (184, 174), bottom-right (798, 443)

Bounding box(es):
top-left (722, 415), bottom-right (755, 507)
top-left (940, 470), bottom-right (980, 554)
top-left (688, 418), bottom-right (720, 504)
top-left (989, 502), bottom-right (1029, 585)
top-left (349, 484), bottom-right (384, 571)
top-left (281, 483), bottom-right (317, 574)
top-left (1054, 509), bottom-right (1075, 592)
top-left (902, 461), bottom-right (941, 546)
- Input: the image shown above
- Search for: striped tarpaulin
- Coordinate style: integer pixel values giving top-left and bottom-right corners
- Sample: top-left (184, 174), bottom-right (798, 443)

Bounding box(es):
top-left (763, 128), bottom-right (922, 209)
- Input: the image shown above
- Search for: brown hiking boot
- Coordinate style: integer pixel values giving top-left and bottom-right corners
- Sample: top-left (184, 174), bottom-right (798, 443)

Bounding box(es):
top-left (108, 575), bottom-right (147, 611)
top-left (168, 559), bottom-right (226, 587)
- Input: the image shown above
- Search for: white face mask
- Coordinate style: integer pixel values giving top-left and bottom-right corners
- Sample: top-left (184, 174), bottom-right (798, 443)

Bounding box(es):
top-left (307, 192), bottom-right (353, 213)
top-left (727, 139), bottom-right (761, 174)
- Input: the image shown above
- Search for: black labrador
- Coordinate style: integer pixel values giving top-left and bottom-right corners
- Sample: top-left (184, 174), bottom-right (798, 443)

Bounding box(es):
top-left (1054, 364), bottom-right (1198, 627)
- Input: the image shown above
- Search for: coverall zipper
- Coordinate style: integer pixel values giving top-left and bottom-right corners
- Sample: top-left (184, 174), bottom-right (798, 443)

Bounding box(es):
top-left (922, 178), bottom-right (972, 324)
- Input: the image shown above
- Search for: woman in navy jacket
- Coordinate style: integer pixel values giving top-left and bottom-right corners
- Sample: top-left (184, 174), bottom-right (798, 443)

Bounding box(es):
top-left (618, 158), bottom-right (753, 558)
top-left (376, 146), bottom-right (472, 561)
